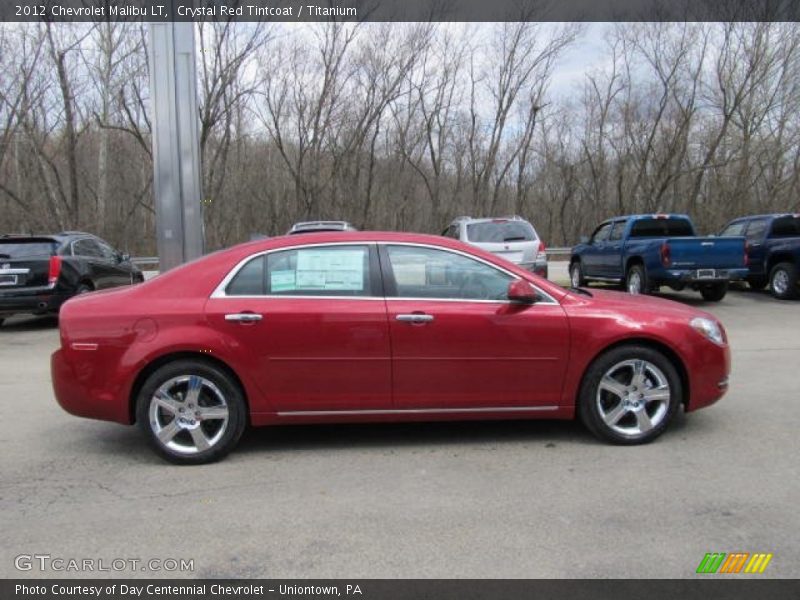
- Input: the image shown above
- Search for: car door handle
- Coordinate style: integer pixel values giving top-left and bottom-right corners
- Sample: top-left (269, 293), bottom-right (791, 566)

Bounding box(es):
top-left (396, 314), bottom-right (434, 324)
top-left (225, 312), bottom-right (263, 323)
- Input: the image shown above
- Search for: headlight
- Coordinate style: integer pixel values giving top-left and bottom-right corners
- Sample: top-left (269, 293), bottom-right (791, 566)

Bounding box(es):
top-left (690, 317), bottom-right (726, 346)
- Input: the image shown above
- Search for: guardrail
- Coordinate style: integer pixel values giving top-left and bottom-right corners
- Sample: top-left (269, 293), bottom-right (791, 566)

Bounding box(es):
top-left (131, 247), bottom-right (574, 270)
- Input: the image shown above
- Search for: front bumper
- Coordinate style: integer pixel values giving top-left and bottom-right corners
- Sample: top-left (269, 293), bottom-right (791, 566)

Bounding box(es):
top-left (685, 340), bottom-right (731, 412)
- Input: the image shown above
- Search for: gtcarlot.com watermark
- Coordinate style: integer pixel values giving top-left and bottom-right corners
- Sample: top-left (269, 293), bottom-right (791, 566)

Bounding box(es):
top-left (14, 554), bottom-right (194, 573)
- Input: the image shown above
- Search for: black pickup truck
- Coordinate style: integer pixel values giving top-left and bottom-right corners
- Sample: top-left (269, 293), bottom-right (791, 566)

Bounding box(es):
top-left (719, 214), bottom-right (800, 299)
top-left (0, 232), bottom-right (144, 326)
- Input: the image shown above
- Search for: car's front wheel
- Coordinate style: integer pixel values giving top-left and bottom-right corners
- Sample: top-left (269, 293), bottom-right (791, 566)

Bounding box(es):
top-left (136, 359), bottom-right (247, 464)
top-left (578, 345), bottom-right (682, 445)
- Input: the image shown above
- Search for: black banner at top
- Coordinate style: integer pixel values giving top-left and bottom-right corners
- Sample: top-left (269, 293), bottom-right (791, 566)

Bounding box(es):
top-left (1, 0), bottom-right (799, 22)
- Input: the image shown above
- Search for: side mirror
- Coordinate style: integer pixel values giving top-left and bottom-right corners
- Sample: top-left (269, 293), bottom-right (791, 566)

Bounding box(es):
top-left (120, 253), bottom-right (130, 263)
top-left (580, 235), bottom-right (590, 244)
top-left (507, 279), bottom-right (537, 304)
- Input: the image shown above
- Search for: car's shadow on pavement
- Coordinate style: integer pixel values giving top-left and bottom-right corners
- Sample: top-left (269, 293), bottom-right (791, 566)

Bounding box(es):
top-left (68, 406), bottom-right (700, 465)
top-left (236, 419), bottom-right (598, 456)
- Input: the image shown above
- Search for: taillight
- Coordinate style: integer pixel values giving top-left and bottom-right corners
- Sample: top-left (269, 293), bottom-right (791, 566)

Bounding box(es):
top-left (48, 255), bottom-right (62, 286)
top-left (536, 241), bottom-right (547, 261)
top-left (660, 242), bottom-right (671, 267)
top-left (744, 242), bottom-right (750, 267)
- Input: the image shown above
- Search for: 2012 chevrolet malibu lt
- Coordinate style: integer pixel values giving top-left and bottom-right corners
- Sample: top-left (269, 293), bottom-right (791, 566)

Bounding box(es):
top-left (51, 232), bottom-right (731, 464)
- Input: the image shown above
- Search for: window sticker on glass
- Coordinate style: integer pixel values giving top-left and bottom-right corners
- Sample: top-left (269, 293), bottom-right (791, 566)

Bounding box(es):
top-left (270, 270), bottom-right (296, 292)
top-left (295, 249), bottom-right (365, 291)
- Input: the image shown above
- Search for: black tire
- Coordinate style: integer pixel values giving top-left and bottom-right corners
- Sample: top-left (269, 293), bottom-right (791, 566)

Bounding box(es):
top-left (769, 262), bottom-right (799, 300)
top-left (578, 345), bottom-right (682, 445)
top-left (747, 276), bottom-right (768, 291)
top-left (136, 359), bottom-right (247, 465)
top-left (569, 260), bottom-right (586, 287)
top-left (625, 264), bottom-right (649, 295)
top-left (700, 282), bottom-right (728, 302)
top-left (0, 318), bottom-right (4, 328)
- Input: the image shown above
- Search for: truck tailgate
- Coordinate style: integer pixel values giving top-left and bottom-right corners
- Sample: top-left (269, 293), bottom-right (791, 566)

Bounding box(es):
top-left (666, 236), bottom-right (746, 269)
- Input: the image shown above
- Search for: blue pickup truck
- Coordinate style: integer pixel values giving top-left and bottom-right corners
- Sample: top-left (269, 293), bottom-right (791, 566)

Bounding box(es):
top-left (570, 214), bottom-right (748, 302)
top-left (719, 213), bottom-right (800, 299)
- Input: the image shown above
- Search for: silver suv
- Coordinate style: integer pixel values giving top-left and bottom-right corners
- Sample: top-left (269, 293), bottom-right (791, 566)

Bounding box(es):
top-left (442, 216), bottom-right (548, 278)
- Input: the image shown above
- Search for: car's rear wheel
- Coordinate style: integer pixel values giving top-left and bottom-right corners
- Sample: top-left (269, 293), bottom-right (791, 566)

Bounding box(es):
top-left (769, 262), bottom-right (798, 300)
top-left (700, 282), bottom-right (728, 302)
top-left (569, 261), bottom-right (586, 287)
top-left (625, 264), bottom-right (648, 295)
top-left (136, 360), bottom-right (247, 464)
top-left (578, 345), bottom-right (682, 445)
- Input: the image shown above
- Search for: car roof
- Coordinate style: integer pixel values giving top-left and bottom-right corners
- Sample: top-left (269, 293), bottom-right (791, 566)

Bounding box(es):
top-left (726, 213), bottom-right (800, 222)
top-left (450, 216), bottom-right (530, 224)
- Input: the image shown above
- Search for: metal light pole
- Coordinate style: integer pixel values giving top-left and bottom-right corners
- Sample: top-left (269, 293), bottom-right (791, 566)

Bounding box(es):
top-left (148, 19), bottom-right (204, 272)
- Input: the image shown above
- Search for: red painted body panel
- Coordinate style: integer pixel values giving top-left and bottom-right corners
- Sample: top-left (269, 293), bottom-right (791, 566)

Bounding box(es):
top-left (386, 299), bottom-right (569, 409)
top-left (51, 232), bottom-right (730, 429)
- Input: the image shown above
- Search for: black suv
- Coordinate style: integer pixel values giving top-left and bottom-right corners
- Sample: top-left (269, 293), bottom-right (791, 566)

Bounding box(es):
top-left (0, 232), bottom-right (144, 325)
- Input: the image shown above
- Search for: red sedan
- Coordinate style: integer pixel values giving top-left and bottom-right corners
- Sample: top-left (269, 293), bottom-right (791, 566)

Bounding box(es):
top-left (51, 232), bottom-right (730, 464)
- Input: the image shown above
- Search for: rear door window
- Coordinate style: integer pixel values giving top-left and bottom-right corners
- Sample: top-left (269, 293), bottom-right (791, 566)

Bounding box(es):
top-left (466, 221), bottom-right (536, 243)
top-left (609, 221), bottom-right (626, 242)
top-left (745, 219), bottom-right (769, 242)
top-left (267, 245), bottom-right (372, 296)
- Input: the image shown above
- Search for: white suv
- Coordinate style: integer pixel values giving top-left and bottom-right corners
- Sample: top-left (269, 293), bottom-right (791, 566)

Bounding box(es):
top-left (442, 216), bottom-right (548, 278)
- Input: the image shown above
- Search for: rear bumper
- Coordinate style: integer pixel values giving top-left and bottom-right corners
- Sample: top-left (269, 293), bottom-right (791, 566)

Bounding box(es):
top-left (520, 261), bottom-right (548, 279)
top-left (659, 268), bottom-right (749, 283)
top-left (51, 348), bottom-right (131, 424)
top-left (0, 288), bottom-right (71, 317)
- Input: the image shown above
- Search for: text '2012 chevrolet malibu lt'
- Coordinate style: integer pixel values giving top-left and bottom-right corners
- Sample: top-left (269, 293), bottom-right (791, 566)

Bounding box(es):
top-left (51, 232), bottom-right (730, 464)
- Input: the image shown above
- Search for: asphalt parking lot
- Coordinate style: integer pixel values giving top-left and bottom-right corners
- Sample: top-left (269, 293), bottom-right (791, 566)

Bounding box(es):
top-left (1, 267), bottom-right (798, 579)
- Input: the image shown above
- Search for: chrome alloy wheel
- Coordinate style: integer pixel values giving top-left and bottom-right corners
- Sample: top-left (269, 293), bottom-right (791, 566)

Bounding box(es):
top-left (627, 271), bottom-right (642, 294)
top-left (148, 375), bottom-right (230, 455)
top-left (772, 268), bottom-right (790, 296)
top-left (596, 359), bottom-right (671, 438)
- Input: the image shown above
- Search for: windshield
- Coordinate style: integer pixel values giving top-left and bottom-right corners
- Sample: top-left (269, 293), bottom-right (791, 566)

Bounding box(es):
top-left (0, 240), bottom-right (57, 259)
top-left (466, 221), bottom-right (537, 243)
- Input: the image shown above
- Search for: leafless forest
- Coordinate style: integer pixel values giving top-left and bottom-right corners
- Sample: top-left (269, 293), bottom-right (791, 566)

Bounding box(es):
top-left (1, 21), bottom-right (799, 255)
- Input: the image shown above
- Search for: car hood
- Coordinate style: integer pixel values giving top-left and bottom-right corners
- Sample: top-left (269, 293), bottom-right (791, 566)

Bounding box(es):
top-left (567, 288), bottom-right (715, 320)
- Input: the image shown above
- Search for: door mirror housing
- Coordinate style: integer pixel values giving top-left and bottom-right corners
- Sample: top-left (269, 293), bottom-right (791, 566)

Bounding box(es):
top-left (120, 253), bottom-right (130, 263)
top-left (580, 235), bottom-right (590, 244)
top-left (507, 279), bottom-right (537, 304)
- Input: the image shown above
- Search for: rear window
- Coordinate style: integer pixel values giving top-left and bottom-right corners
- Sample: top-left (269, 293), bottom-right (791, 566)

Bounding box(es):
top-left (466, 221), bottom-right (537, 243)
top-left (770, 216), bottom-right (800, 238)
top-left (0, 240), bottom-right (57, 259)
top-left (629, 218), bottom-right (694, 238)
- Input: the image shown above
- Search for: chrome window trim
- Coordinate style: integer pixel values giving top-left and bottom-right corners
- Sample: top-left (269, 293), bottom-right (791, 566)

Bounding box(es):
top-left (209, 240), bottom-right (558, 305)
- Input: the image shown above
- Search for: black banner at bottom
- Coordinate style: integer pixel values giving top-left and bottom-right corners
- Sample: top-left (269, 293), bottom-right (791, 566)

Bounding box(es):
top-left (3, 580), bottom-right (800, 600)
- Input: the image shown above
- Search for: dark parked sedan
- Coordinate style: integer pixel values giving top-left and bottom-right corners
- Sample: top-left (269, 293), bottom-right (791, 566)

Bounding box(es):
top-left (0, 232), bottom-right (144, 326)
